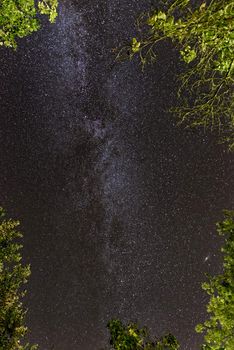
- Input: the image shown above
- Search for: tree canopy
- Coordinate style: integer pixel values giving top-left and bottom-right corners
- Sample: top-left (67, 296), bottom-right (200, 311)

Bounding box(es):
top-left (195, 210), bottom-right (234, 350)
top-left (0, 0), bottom-right (58, 48)
top-left (0, 207), bottom-right (36, 350)
top-left (107, 319), bottom-right (180, 350)
top-left (126, 0), bottom-right (234, 150)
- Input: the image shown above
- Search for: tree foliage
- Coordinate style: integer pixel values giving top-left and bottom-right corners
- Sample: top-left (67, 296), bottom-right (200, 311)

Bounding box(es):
top-left (0, 0), bottom-right (58, 48)
top-left (195, 210), bottom-right (234, 350)
top-left (126, 0), bottom-right (234, 150)
top-left (107, 319), bottom-right (180, 350)
top-left (0, 207), bottom-right (37, 350)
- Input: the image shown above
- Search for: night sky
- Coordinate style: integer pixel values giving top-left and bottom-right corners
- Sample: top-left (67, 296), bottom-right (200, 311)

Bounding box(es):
top-left (0, 1), bottom-right (234, 350)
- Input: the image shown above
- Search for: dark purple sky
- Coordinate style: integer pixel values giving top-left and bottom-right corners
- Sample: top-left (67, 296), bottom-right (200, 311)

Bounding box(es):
top-left (0, 1), bottom-right (233, 350)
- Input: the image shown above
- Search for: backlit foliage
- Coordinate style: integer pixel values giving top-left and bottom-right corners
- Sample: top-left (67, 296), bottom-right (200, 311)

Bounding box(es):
top-left (107, 319), bottom-right (180, 350)
top-left (0, 0), bottom-right (58, 48)
top-left (196, 210), bottom-right (234, 350)
top-left (126, 0), bottom-right (234, 150)
top-left (0, 208), bottom-right (37, 350)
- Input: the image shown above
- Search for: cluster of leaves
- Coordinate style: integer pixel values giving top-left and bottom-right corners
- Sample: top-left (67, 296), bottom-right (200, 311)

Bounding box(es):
top-left (127, 0), bottom-right (234, 150)
top-left (0, 0), bottom-right (58, 49)
top-left (195, 210), bottom-right (234, 350)
top-left (107, 319), bottom-right (180, 350)
top-left (37, 0), bottom-right (58, 23)
top-left (0, 208), bottom-right (36, 350)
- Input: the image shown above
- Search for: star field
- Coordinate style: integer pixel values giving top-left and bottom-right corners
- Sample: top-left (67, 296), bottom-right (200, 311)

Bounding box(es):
top-left (0, 1), bottom-right (233, 350)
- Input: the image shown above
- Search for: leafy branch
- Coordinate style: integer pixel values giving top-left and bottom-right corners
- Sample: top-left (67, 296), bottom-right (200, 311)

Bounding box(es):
top-left (124, 0), bottom-right (234, 150)
top-left (196, 210), bottom-right (234, 350)
top-left (0, 207), bottom-right (37, 350)
top-left (0, 0), bottom-right (58, 49)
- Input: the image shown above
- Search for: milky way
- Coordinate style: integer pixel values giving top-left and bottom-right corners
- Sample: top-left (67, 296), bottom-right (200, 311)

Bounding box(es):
top-left (0, 1), bottom-right (233, 350)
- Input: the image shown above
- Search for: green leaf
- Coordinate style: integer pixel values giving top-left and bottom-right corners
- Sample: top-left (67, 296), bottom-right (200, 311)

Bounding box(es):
top-left (132, 37), bottom-right (141, 53)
